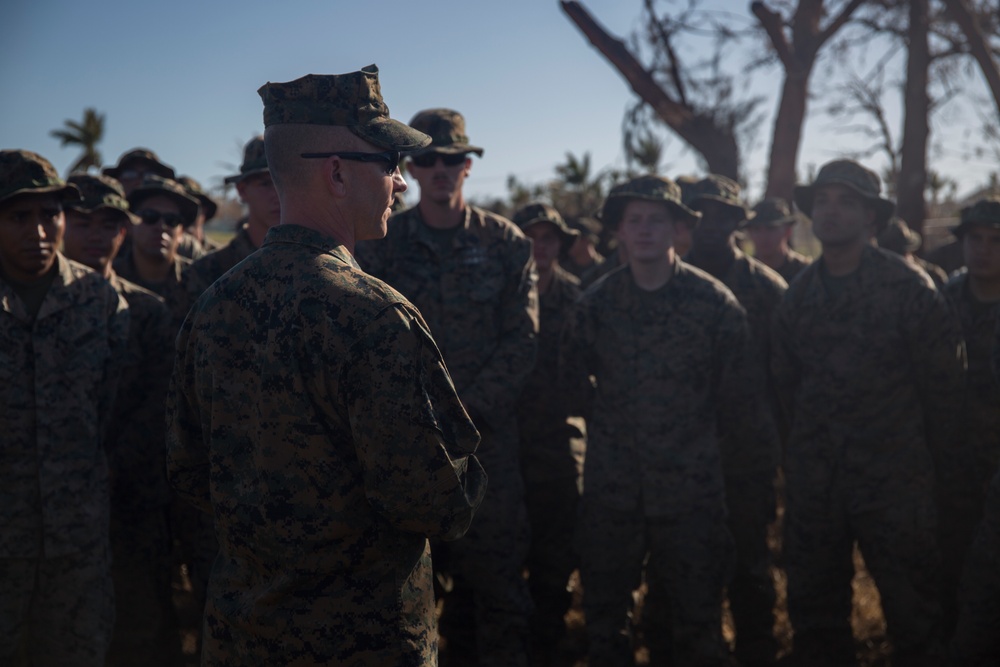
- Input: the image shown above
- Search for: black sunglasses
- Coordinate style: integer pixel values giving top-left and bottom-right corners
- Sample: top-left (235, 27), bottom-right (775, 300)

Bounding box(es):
top-left (137, 209), bottom-right (185, 228)
top-left (409, 152), bottom-right (467, 168)
top-left (300, 150), bottom-right (400, 175)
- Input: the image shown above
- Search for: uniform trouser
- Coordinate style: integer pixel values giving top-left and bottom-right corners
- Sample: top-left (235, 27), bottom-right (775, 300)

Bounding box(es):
top-left (950, 471), bottom-right (1000, 666)
top-left (523, 471), bottom-right (579, 648)
top-left (643, 471), bottom-right (778, 665)
top-left (785, 481), bottom-right (942, 660)
top-left (0, 543), bottom-right (114, 667)
top-left (106, 506), bottom-right (182, 667)
top-left (579, 498), bottom-right (734, 667)
top-left (437, 428), bottom-right (533, 667)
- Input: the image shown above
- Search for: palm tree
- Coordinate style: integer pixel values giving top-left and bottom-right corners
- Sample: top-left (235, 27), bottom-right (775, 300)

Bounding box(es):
top-left (50, 108), bottom-right (105, 174)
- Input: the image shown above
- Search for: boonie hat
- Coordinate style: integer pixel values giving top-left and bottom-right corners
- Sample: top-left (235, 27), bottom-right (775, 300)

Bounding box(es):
top-left (600, 174), bottom-right (701, 228)
top-left (747, 198), bottom-right (798, 228)
top-left (103, 148), bottom-right (175, 181)
top-left (224, 137), bottom-right (269, 185)
top-left (794, 159), bottom-right (894, 232)
top-left (176, 175), bottom-right (218, 220)
top-left (128, 175), bottom-right (200, 225)
top-left (0, 149), bottom-right (81, 206)
top-left (408, 108), bottom-right (484, 157)
top-left (512, 202), bottom-right (579, 250)
top-left (952, 197), bottom-right (1000, 237)
top-left (66, 173), bottom-right (139, 224)
top-left (258, 64), bottom-right (430, 152)
top-left (685, 174), bottom-right (754, 224)
top-left (877, 217), bottom-right (922, 254)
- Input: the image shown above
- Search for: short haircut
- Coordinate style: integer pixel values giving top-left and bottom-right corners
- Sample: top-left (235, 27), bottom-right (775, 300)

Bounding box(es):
top-left (264, 124), bottom-right (361, 192)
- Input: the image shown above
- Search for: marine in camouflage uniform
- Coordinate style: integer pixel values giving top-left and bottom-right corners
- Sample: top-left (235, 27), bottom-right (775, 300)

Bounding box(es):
top-left (877, 217), bottom-right (949, 289)
top-left (563, 215), bottom-right (605, 280)
top-left (175, 175), bottom-right (222, 260)
top-left (939, 199), bottom-right (1000, 638)
top-left (512, 203), bottom-right (585, 664)
top-left (673, 175), bottom-right (786, 666)
top-left (773, 160), bottom-right (967, 666)
top-left (745, 197), bottom-right (812, 285)
top-left (62, 173), bottom-right (181, 666)
top-left (357, 107), bottom-right (538, 667)
top-left (0, 150), bottom-right (129, 666)
top-left (167, 65), bottom-right (487, 666)
top-left (562, 175), bottom-right (779, 667)
top-left (113, 175), bottom-right (197, 328)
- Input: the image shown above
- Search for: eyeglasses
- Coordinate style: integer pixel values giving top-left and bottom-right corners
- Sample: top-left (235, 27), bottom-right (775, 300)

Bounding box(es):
top-left (409, 152), bottom-right (467, 168)
top-left (137, 209), bottom-right (186, 228)
top-left (300, 150), bottom-right (400, 176)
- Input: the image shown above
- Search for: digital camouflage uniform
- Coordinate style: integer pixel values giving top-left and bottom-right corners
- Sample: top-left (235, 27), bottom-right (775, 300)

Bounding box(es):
top-left (561, 176), bottom-right (778, 667)
top-left (356, 107), bottom-right (538, 667)
top-left (512, 204), bottom-right (585, 661)
top-left (183, 224), bottom-right (258, 305)
top-left (681, 177), bottom-right (786, 665)
top-left (878, 217), bottom-right (949, 289)
top-left (168, 222), bottom-right (487, 666)
top-left (773, 243), bottom-right (966, 662)
top-left (63, 172), bottom-right (182, 665)
top-left (938, 200), bottom-right (1000, 636)
top-left (0, 150), bottom-right (129, 667)
top-left (357, 202), bottom-right (538, 666)
top-left (0, 252), bottom-right (129, 665)
top-left (950, 466), bottom-right (1000, 666)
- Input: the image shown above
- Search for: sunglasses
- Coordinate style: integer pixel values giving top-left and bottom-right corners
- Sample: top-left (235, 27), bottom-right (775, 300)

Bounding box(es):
top-left (137, 209), bottom-right (186, 228)
top-left (300, 150), bottom-right (400, 176)
top-left (409, 152), bottom-right (467, 168)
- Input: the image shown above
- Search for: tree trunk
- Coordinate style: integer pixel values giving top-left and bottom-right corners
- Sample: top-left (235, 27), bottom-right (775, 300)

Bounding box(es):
top-left (561, 0), bottom-right (741, 180)
top-left (764, 72), bottom-right (810, 202)
top-left (897, 0), bottom-right (931, 240)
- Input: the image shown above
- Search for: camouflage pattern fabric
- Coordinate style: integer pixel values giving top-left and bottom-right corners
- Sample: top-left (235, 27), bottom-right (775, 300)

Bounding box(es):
top-left (0, 547), bottom-right (115, 667)
top-left (516, 266), bottom-right (584, 653)
top-left (775, 249), bottom-right (812, 284)
top-left (112, 252), bottom-right (192, 329)
top-left (103, 148), bottom-right (175, 181)
top-left (560, 261), bottom-right (777, 666)
top-left (772, 245), bottom-right (967, 658)
top-left (408, 108), bottom-right (484, 156)
top-left (0, 149), bottom-right (81, 204)
top-left (175, 232), bottom-right (209, 260)
top-left (182, 223), bottom-right (258, 307)
top-left (166, 223), bottom-right (486, 666)
top-left (794, 159), bottom-right (895, 232)
top-left (103, 272), bottom-right (181, 666)
top-left (950, 466), bottom-right (1000, 666)
top-left (223, 137), bottom-right (269, 185)
top-left (356, 204), bottom-right (538, 666)
top-left (940, 272), bottom-right (1000, 635)
top-left (258, 65), bottom-right (431, 151)
top-left (0, 253), bottom-right (128, 662)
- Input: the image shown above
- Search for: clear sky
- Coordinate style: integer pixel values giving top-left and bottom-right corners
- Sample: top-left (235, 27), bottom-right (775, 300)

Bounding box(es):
top-left (2, 0), bottom-right (996, 207)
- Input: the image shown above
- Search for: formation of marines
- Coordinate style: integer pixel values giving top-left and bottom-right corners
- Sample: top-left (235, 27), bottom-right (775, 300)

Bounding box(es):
top-left (1, 62), bottom-right (999, 667)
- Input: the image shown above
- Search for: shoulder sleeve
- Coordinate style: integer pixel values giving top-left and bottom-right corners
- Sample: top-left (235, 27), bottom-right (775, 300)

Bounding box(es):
top-left (343, 302), bottom-right (487, 540)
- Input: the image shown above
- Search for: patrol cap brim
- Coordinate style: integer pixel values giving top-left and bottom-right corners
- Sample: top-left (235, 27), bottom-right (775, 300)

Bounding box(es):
top-left (353, 116), bottom-right (432, 153)
top-left (224, 167), bottom-right (270, 185)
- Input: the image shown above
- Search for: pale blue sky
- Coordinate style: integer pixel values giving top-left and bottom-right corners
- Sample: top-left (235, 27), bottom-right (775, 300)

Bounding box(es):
top-left (2, 0), bottom-right (995, 207)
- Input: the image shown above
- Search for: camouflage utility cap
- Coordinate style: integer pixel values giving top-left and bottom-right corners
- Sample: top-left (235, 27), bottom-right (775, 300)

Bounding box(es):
top-left (953, 197), bottom-right (1000, 237)
top-left (66, 173), bottom-right (139, 224)
top-left (177, 175), bottom-right (218, 220)
top-left (103, 148), bottom-right (175, 180)
top-left (408, 108), bottom-right (484, 157)
top-left (0, 149), bottom-right (81, 206)
top-left (685, 174), bottom-right (753, 223)
top-left (128, 175), bottom-right (199, 224)
top-left (258, 64), bottom-right (430, 152)
top-left (601, 174), bottom-right (701, 227)
top-left (794, 159), bottom-right (894, 231)
top-left (877, 217), bottom-right (922, 254)
top-left (224, 136), bottom-right (269, 185)
top-left (512, 202), bottom-right (579, 249)
top-left (747, 198), bottom-right (798, 228)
